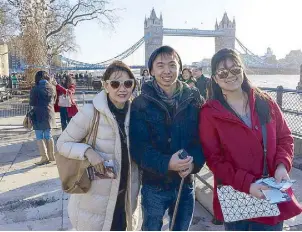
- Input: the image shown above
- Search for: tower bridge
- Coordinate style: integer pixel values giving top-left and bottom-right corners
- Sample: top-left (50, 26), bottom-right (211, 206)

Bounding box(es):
top-left (53, 9), bottom-right (294, 72)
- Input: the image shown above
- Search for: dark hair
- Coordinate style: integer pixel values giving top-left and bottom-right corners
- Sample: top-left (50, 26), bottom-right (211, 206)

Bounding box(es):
top-left (148, 45), bottom-right (182, 74)
top-left (103, 61), bottom-right (136, 91)
top-left (209, 48), bottom-right (271, 123)
top-left (192, 66), bottom-right (203, 71)
top-left (142, 69), bottom-right (149, 76)
top-left (35, 70), bottom-right (48, 86)
top-left (65, 74), bottom-right (76, 88)
top-left (182, 68), bottom-right (193, 77)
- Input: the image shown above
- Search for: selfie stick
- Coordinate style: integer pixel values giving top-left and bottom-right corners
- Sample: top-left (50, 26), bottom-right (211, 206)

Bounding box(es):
top-left (170, 177), bottom-right (184, 231)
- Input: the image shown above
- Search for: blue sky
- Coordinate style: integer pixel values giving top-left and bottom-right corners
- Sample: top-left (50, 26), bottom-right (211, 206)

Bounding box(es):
top-left (67, 0), bottom-right (302, 65)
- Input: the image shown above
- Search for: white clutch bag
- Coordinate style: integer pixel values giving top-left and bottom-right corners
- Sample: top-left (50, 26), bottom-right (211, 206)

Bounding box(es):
top-left (217, 122), bottom-right (280, 222)
top-left (217, 185), bottom-right (280, 222)
top-left (58, 94), bottom-right (72, 107)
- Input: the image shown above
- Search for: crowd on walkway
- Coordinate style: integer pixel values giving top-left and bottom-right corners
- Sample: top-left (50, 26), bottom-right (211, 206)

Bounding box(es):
top-left (26, 47), bottom-right (302, 231)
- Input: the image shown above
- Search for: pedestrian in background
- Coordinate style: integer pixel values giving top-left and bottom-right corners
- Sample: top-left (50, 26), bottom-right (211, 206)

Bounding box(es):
top-left (192, 66), bottom-right (210, 99)
top-left (181, 68), bottom-right (196, 88)
top-left (30, 70), bottom-right (56, 165)
top-left (53, 74), bottom-right (78, 131)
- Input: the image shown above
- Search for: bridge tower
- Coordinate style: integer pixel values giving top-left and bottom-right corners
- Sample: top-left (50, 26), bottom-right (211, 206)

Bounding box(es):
top-left (215, 13), bottom-right (236, 53)
top-left (144, 9), bottom-right (163, 67)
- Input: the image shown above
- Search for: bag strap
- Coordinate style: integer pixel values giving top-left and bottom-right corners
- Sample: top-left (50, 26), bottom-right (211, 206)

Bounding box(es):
top-left (261, 124), bottom-right (269, 178)
top-left (256, 95), bottom-right (269, 178)
top-left (91, 110), bottom-right (100, 149)
top-left (85, 107), bottom-right (98, 147)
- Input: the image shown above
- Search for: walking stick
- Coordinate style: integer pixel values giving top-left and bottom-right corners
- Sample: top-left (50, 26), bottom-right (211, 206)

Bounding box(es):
top-left (170, 177), bottom-right (185, 231)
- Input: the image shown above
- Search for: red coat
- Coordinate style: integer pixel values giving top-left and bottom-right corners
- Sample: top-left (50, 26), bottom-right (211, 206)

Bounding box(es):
top-left (199, 90), bottom-right (302, 225)
top-left (54, 84), bottom-right (78, 118)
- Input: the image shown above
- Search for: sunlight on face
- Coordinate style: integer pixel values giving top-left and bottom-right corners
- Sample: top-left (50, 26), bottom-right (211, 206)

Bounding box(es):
top-left (214, 58), bottom-right (244, 93)
top-left (105, 71), bottom-right (134, 107)
top-left (151, 53), bottom-right (179, 88)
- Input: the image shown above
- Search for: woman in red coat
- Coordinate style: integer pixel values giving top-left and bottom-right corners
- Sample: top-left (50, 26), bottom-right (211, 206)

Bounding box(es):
top-left (199, 49), bottom-right (301, 231)
top-left (54, 74), bottom-right (78, 131)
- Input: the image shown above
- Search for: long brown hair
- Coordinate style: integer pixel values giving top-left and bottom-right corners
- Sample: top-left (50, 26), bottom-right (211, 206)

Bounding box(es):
top-left (209, 48), bottom-right (271, 123)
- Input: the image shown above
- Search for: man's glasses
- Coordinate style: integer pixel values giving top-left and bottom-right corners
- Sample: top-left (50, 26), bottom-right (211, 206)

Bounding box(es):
top-left (215, 66), bottom-right (242, 79)
top-left (106, 79), bottom-right (134, 89)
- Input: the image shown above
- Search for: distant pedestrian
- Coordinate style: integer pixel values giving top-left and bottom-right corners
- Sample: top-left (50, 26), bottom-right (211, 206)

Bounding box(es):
top-left (53, 74), bottom-right (78, 131)
top-left (181, 68), bottom-right (196, 87)
top-left (30, 71), bottom-right (56, 165)
top-left (192, 66), bottom-right (210, 99)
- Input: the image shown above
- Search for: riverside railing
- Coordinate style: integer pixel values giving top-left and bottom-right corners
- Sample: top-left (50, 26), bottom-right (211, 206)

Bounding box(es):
top-left (1, 87), bottom-right (302, 137)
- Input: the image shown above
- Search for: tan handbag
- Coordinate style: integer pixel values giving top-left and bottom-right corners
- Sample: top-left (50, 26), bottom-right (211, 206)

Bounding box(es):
top-left (55, 107), bottom-right (100, 194)
top-left (23, 109), bottom-right (33, 130)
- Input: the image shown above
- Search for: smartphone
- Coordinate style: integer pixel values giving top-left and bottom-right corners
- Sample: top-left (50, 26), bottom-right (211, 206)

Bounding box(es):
top-left (178, 149), bottom-right (189, 160)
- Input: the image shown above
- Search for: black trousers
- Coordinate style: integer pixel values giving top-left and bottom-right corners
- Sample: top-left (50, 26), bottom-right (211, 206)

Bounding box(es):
top-left (110, 190), bottom-right (127, 231)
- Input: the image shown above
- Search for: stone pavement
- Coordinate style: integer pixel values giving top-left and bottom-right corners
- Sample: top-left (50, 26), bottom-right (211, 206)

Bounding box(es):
top-left (0, 115), bottom-right (301, 230)
top-left (0, 140), bottom-right (223, 231)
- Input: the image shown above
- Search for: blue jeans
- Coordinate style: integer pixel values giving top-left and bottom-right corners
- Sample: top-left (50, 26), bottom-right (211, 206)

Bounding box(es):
top-left (141, 183), bottom-right (195, 231)
top-left (224, 220), bottom-right (284, 231)
top-left (60, 107), bottom-right (71, 131)
top-left (35, 129), bottom-right (52, 140)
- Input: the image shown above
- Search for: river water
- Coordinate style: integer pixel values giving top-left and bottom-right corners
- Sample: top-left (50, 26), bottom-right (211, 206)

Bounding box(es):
top-left (248, 75), bottom-right (300, 89)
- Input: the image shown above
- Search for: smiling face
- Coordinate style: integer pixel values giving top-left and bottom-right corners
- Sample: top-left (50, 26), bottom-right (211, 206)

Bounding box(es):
top-left (150, 53), bottom-right (179, 88)
top-left (182, 69), bottom-right (191, 80)
top-left (214, 58), bottom-right (244, 93)
top-left (104, 71), bottom-right (134, 108)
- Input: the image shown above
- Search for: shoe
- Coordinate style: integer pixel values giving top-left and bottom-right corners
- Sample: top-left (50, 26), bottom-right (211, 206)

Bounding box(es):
top-left (45, 138), bottom-right (55, 162)
top-left (35, 140), bottom-right (50, 165)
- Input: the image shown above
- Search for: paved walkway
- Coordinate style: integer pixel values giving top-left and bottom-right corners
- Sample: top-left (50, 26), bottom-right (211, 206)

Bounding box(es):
top-left (0, 116), bottom-right (301, 230)
top-left (0, 140), bottom-right (224, 231)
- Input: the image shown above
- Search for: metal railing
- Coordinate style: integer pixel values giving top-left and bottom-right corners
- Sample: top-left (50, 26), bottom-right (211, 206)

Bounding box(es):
top-left (1, 87), bottom-right (302, 137)
top-left (262, 86), bottom-right (302, 137)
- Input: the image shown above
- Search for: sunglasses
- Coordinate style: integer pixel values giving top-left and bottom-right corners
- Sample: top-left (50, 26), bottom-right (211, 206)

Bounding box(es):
top-left (106, 79), bottom-right (134, 89)
top-left (215, 66), bottom-right (242, 79)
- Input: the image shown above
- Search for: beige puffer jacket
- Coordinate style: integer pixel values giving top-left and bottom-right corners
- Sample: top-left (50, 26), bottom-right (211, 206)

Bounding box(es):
top-left (56, 90), bottom-right (140, 231)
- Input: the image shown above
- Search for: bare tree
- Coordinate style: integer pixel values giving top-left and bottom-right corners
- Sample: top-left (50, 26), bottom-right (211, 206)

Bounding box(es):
top-left (5, 0), bottom-right (119, 83)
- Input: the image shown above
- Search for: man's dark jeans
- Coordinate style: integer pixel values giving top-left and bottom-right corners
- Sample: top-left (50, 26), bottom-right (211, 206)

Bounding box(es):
top-left (224, 220), bottom-right (283, 231)
top-left (60, 107), bottom-right (71, 131)
top-left (141, 183), bottom-right (195, 231)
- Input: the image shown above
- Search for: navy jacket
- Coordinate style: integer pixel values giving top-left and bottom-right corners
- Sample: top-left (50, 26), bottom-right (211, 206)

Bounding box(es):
top-left (30, 80), bottom-right (56, 130)
top-left (129, 81), bottom-right (205, 187)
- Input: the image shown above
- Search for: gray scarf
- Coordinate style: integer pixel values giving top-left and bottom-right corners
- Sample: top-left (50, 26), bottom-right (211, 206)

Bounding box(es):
top-left (152, 79), bottom-right (183, 108)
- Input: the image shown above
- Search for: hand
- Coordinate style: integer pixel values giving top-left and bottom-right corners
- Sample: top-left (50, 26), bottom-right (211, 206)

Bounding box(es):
top-left (249, 183), bottom-right (270, 199)
top-left (275, 163), bottom-right (290, 184)
top-left (168, 151), bottom-right (193, 172)
top-left (52, 79), bottom-right (57, 86)
top-left (85, 148), bottom-right (105, 174)
top-left (179, 163), bottom-right (194, 178)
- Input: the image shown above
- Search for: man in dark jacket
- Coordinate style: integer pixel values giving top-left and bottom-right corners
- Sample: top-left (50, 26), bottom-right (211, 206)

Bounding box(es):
top-left (129, 46), bottom-right (205, 231)
top-left (192, 66), bottom-right (210, 99)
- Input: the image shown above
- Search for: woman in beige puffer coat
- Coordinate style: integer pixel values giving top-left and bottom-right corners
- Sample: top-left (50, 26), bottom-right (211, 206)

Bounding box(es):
top-left (56, 61), bottom-right (140, 231)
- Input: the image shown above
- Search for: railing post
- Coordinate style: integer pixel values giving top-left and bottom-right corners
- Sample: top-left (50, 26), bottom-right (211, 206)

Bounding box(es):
top-left (82, 91), bottom-right (85, 105)
top-left (276, 85), bottom-right (283, 110)
top-left (300, 64), bottom-right (302, 83)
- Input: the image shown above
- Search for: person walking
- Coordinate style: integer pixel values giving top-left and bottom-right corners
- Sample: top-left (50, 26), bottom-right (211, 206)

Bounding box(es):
top-left (54, 74), bottom-right (78, 131)
top-left (30, 70), bottom-right (56, 165)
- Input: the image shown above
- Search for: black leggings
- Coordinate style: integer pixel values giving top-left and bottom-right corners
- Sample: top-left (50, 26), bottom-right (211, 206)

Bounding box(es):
top-left (110, 190), bottom-right (127, 231)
